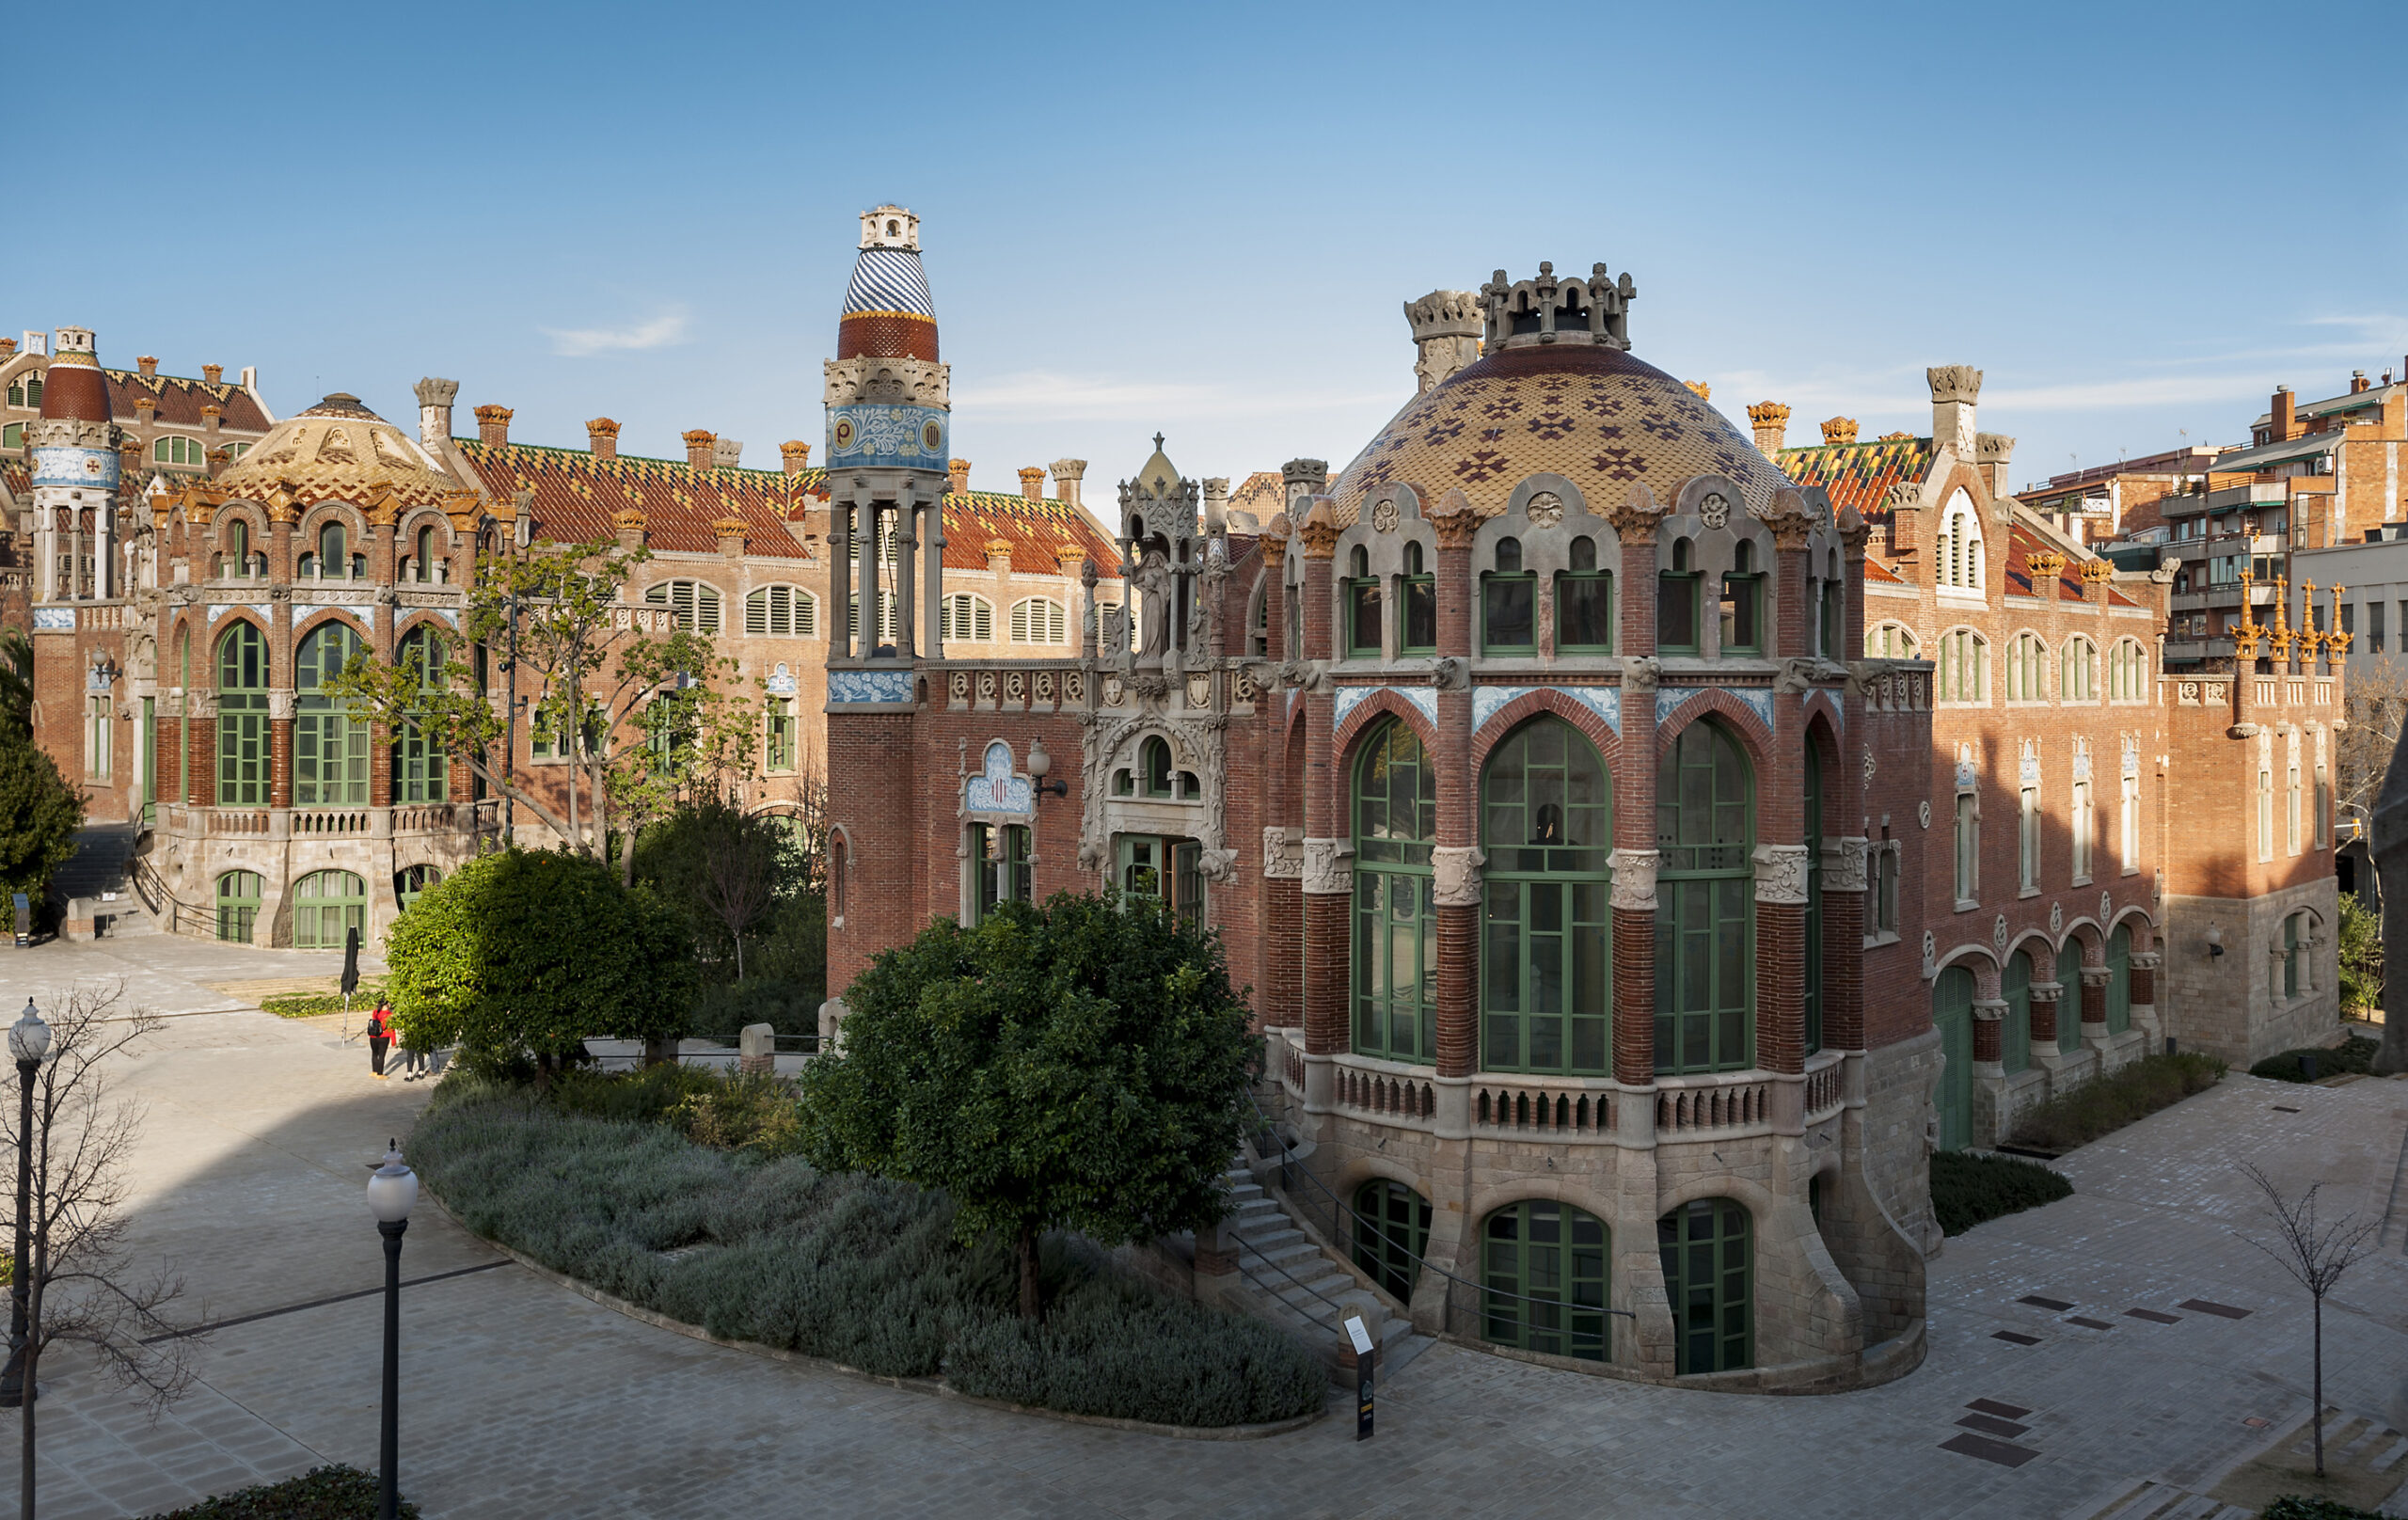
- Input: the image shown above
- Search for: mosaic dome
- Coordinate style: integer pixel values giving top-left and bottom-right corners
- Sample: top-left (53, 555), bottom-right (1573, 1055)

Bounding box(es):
top-left (216, 393), bottom-right (462, 510)
top-left (1328, 319), bottom-right (1791, 528)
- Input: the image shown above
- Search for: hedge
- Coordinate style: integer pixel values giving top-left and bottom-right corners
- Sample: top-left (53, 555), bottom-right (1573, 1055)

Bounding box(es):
top-left (2259, 1497), bottom-right (2390, 1520)
top-left (141, 1465), bottom-right (415, 1519)
top-left (1928, 1151), bottom-right (2073, 1236)
top-left (2249, 1035), bottom-right (2379, 1085)
top-left (2005, 1052), bottom-right (2226, 1153)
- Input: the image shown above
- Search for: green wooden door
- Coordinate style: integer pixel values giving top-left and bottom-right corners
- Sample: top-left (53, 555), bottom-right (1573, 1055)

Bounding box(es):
top-left (2056, 942), bottom-right (2084, 1053)
top-left (1932, 967), bottom-right (1973, 1152)
top-left (2002, 950), bottom-right (2032, 1075)
top-left (2108, 925), bottom-right (2132, 1034)
top-left (1352, 1180), bottom-right (1431, 1304)
top-left (1481, 1199), bottom-right (1608, 1362)
top-left (293, 870), bottom-right (367, 950)
top-left (1659, 1197), bottom-right (1751, 1373)
top-left (215, 871), bottom-right (261, 943)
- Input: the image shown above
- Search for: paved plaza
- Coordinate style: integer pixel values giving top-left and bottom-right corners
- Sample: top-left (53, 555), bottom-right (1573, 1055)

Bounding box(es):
top-left (5, 934), bottom-right (2405, 1518)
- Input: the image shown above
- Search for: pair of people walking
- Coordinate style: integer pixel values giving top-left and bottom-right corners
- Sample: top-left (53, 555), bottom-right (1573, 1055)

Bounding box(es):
top-left (365, 999), bottom-right (429, 1082)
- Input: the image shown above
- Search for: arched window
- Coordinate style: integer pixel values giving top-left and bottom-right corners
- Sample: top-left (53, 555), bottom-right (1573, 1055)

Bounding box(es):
top-left (1864, 622), bottom-right (1920, 659)
top-left (295, 621), bottom-right (369, 806)
top-left (1718, 540), bottom-right (1763, 654)
top-left (1400, 541), bottom-right (1436, 653)
top-left (315, 520), bottom-right (352, 580)
top-left (152, 435), bottom-right (205, 467)
top-left (1481, 717), bottom-right (1611, 1074)
top-left (1010, 596), bottom-right (1068, 645)
top-left (2108, 638), bottom-right (2149, 703)
top-left (1803, 741), bottom-right (1823, 1055)
top-left (969, 822), bottom-right (1031, 924)
top-left (413, 523), bottom-right (439, 583)
top-left (1655, 720), bottom-right (1752, 1074)
top-left (1482, 537), bottom-right (1535, 654)
top-left (293, 869), bottom-right (367, 950)
top-left (222, 519), bottom-right (254, 580)
top-left (393, 627), bottom-right (447, 805)
top-left (645, 579), bottom-right (724, 635)
top-left (2055, 942), bottom-right (2085, 1054)
top-left (395, 863), bottom-right (440, 913)
top-left (1658, 538), bottom-right (1700, 653)
top-left (1353, 718), bottom-right (1437, 1063)
top-left (1556, 535), bottom-right (1611, 652)
top-left (215, 870), bottom-right (261, 942)
top-left (1937, 628), bottom-right (1988, 704)
top-left (2062, 636), bottom-right (2097, 702)
top-left (1249, 582), bottom-right (1270, 657)
top-left (2002, 949), bottom-right (2033, 1074)
top-left (2004, 632), bottom-right (2046, 702)
top-left (215, 622), bottom-right (269, 807)
top-left (1939, 497), bottom-right (1983, 591)
top-left (1140, 736), bottom-right (1174, 798)
top-left (1352, 1179), bottom-right (1430, 1304)
top-left (942, 593), bottom-right (992, 642)
top-left (1346, 544), bottom-right (1382, 657)
top-left (1482, 1200), bottom-right (1608, 1362)
top-left (745, 584), bottom-right (820, 638)
top-left (1659, 1197), bottom-right (1751, 1373)
top-left (1931, 966), bottom-right (1973, 1149)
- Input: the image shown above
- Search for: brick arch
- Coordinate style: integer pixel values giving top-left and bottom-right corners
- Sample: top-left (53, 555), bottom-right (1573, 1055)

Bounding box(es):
top-left (1932, 944), bottom-right (2001, 998)
top-left (2002, 930), bottom-right (2054, 974)
top-left (2106, 906), bottom-right (2157, 953)
top-left (2057, 918), bottom-right (2105, 962)
top-left (1651, 690), bottom-right (1775, 768)
top-left (1655, 1174), bottom-right (1779, 1224)
top-left (1801, 689), bottom-right (1846, 749)
top-left (208, 612), bottom-right (273, 688)
top-left (1461, 1180), bottom-right (1622, 1239)
top-left (1801, 705), bottom-right (1841, 776)
top-left (1332, 1153), bottom-right (1433, 1209)
top-left (392, 611), bottom-right (456, 649)
top-left (295, 499), bottom-right (370, 542)
top-left (293, 608), bottom-right (370, 653)
top-left (1332, 688), bottom-right (1442, 762)
top-left (1466, 688), bottom-right (1621, 774)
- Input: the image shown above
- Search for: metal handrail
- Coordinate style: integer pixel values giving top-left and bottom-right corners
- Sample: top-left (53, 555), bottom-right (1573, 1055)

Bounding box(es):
top-left (1237, 1261), bottom-right (1339, 1335)
top-left (129, 854), bottom-right (215, 938)
top-left (1231, 1223), bottom-right (1354, 1323)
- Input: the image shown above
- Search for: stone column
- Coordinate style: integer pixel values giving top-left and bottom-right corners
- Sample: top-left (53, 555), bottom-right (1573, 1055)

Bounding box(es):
top-left (1838, 507), bottom-right (1871, 669)
top-left (2129, 949), bottom-right (2162, 1041)
top-left (1754, 844), bottom-right (1810, 1077)
top-left (1431, 490), bottom-right (1481, 1087)
top-left (1607, 484), bottom-right (1666, 1088)
top-left (1971, 1000), bottom-right (2005, 1070)
top-left (830, 503), bottom-right (853, 660)
top-left (1296, 503), bottom-right (1345, 1076)
top-left (1259, 826), bottom-right (1302, 1032)
top-left (1611, 484), bottom-right (1662, 661)
top-left (1431, 847), bottom-right (1481, 1081)
top-left (2026, 980), bottom-right (2061, 1053)
top-left (1766, 489), bottom-right (1817, 659)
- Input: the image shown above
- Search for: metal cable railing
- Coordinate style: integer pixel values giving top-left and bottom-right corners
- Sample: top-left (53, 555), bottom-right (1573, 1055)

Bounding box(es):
top-left (1236, 1259), bottom-right (1341, 1336)
top-left (129, 854), bottom-right (216, 938)
top-left (1230, 1222), bottom-right (1355, 1326)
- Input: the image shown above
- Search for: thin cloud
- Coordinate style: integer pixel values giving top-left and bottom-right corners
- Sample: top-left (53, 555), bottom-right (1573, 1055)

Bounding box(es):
top-left (958, 369), bottom-right (1392, 423)
top-left (543, 307), bottom-right (690, 357)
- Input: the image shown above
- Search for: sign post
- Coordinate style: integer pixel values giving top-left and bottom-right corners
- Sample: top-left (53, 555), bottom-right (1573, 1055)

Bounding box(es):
top-left (1345, 1314), bottom-right (1375, 1441)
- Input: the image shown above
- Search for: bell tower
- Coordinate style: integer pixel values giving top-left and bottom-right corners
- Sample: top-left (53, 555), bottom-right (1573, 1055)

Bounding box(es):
top-left (27, 326), bottom-right (119, 602)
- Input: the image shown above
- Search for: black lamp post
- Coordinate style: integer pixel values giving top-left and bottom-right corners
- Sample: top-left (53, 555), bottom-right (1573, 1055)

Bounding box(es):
top-left (365, 1140), bottom-right (418, 1520)
top-left (1025, 741), bottom-right (1069, 806)
top-left (1, 998), bottom-right (49, 1410)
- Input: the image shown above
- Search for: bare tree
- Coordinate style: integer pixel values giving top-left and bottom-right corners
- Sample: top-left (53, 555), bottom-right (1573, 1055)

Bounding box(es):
top-left (696, 807), bottom-right (779, 982)
top-left (2235, 1161), bottom-right (2379, 1477)
top-left (2336, 659), bottom-right (2408, 828)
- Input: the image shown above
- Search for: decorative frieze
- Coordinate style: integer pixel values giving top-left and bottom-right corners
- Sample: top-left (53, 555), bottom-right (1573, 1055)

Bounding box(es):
top-left (1260, 827), bottom-right (1302, 880)
top-left (1300, 836), bottom-right (1350, 895)
top-left (1826, 836), bottom-right (1868, 893)
top-left (1608, 847), bottom-right (1659, 910)
top-left (1430, 846), bottom-right (1484, 907)
top-left (1751, 844), bottom-right (1810, 905)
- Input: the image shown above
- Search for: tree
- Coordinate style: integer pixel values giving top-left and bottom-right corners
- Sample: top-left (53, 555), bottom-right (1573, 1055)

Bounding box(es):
top-left (798, 893), bottom-right (1259, 1320)
top-left (2335, 660), bottom-right (2408, 830)
top-left (1, 983), bottom-right (202, 1516)
top-left (0, 630), bottom-right (32, 742)
top-left (633, 796), bottom-right (782, 982)
top-left (0, 736), bottom-right (84, 903)
top-left (2337, 893), bottom-right (2381, 1019)
top-left (2236, 1162), bottom-right (2378, 1478)
top-left (385, 848), bottom-right (695, 1083)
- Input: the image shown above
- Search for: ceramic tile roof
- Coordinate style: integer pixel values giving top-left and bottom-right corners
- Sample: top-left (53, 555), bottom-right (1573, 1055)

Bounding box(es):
top-left (942, 490), bottom-right (1122, 578)
top-left (104, 370), bottom-right (274, 432)
top-left (2003, 522), bottom-right (2140, 608)
top-left (1227, 470), bottom-right (1285, 524)
top-left (454, 441), bottom-right (823, 560)
top-left (1776, 436), bottom-right (1936, 518)
top-left (1863, 556), bottom-right (1906, 584)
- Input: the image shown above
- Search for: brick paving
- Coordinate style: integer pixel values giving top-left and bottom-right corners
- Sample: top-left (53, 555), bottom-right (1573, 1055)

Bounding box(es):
top-left (5, 936), bottom-right (2404, 1518)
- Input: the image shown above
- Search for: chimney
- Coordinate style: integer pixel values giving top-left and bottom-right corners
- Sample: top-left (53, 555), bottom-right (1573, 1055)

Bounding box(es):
top-left (586, 418), bottom-right (620, 460)
top-left (1018, 466), bottom-right (1045, 502)
top-left (1050, 457), bottom-right (1086, 510)
top-left (206, 446), bottom-right (230, 481)
top-left (713, 514), bottom-right (748, 556)
top-left (415, 378), bottom-right (459, 449)
top-left (118, 435), bottom-right (141, 479)
top-left (201, 403), bottom-right (222, 435)
top-left (1054, 543), bottom-right (1086, 578)
top-left (713, 437), bottom-right (743, 469)
top-left (2351, 371), bottom-right (2370, 395)
top-left (1819, 416), bottom-right (1857, 447)
top-left (1928, 366), bottom-right (1982, 454)
top-left (2026, 547), bottom-right (2066, 604)
top-left (1403, 290), bottom-right (1483, 393)
top-left (2272, 386), bottom-right (2296, 440)
top-left (238, 366), bottom-right (255, 390)
top-left (946, 458), bottom-right (971, 495)
top-left (1202, 477), bottom-right (1229, 536)
top-left (1975, 433), bottom-right (2016, 499)
top-left (474, 403), bottom-right (512, 448)
top-left (135, 355), bottom-right (158, 379)
top-left (684, 429), bottom-right (716, 468)
top-left (613, 508), bottom-right (646, 552)
top-left (1747, 402), bottom-right (1790, 454)
top-left (1280, 459), bottom-right (1329, 516)
top-left (986, 536), bottom-right (1013, 575)
top-left (134, 392), bottom-right (157, 421)
top-left (780, 439), bottom-right (810, 475)
top-left (201, 363), bottom-right (224, 386)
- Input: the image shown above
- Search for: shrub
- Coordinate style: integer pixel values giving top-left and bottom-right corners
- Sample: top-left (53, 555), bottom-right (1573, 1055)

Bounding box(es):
top-left (547, 1063), bottom-right (726, 1125)
top-left (140, 1464), bottom-right (416, 1518)
top-left (405, 1086), bottom-right (1321, 1426)
top-left (2260, 1498), bottom-right (2389, 1520)
top-left (2005, 1052), bottom-right (2226, 1153)
top-left (2250, 1035), bottom-right (2379, 1085)
top-left (1929, 1151), bottom-right (2073, 1236)
top-left (2337, 893), bottom-right (2381, 1018)
top-left (260, 985), bottom-right (387, 1021)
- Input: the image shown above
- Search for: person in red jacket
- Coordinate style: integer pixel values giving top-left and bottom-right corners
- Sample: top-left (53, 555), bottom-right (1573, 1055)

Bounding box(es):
top-left (366, 998), bottom-right (392, 1080)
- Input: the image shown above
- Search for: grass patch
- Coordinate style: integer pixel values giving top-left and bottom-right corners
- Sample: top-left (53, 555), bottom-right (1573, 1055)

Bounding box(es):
top-left (140, 1465), bottom-right (415, 1518)
top-left (2249, 1034), bottom-right (2379, 1084)
top-left (548, 1064), bottom-right (805, 1155)
top-left (2004, 1052), bottom-right (2226, 1153)
top-left (1928, 1151), bottom-right (2073, 1236)
top-left (260, 985), bottom-right (386, 1020)
top-left (408, 1078), bottom-right (1323, 1428)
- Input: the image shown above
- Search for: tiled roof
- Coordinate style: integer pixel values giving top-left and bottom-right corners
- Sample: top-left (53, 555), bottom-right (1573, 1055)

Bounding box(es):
top-left (1, 460), bottom-right (26, 500)
top-left (104, 370), bottom-right (274, 433)
top-left (941, 490), bottom-right (1122, 578)
top-left (1227, 470), bottom-right (1285, 523)
top-left (454, 441), bottom-right (823, 560)
top-left (2003, 522), bottom-right (2140, 609)
top-left (1864, 556), bottom-right (1906, 585)
top-left (1776, 436), bottom-right (1935, 518)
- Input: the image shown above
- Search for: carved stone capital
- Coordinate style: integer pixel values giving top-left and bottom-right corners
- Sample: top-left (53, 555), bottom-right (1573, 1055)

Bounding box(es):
top-left (1756, 487), bottom-right (1817, 549)
top-left (1621, 656), bottom-right (1660, 694)
top-left (1296, 500), bottom-right (1341, 561)
top-left (1300, 836), bottom-right (1351, 895)
top-left (2129, 951), bottom-right (2162, 972)
top-left (1970, 998), bottom-right (2007, 1022)
top-left (1431, 846), bottom-right (1485, 907)
top-left (1261, 826), bottom-right (1302, 880)
top-left (267, 689), bottom-right (296, 720)
top-left (1605, 482), bottom-right (1665, 542)
top-left (2027, 980), bottom-right (2065, 1004)
top-left (1825, 836), bottom-right (1869, 893)
top-left (1428, 488), bottom-right (1481, 551)
top-left (1608, 848), bottom-right (1659, 910)
top-left (1752, 843), bottom-right (1811, 905)
top-left (1428, 655), bottom-right (1468, 690)
top-left (1837, 504), bottom-right (1872, 554)
top-left (2080, 966), bottom-right (2114, 987)
top-left (1927, 365), bottom-right (1984, 405)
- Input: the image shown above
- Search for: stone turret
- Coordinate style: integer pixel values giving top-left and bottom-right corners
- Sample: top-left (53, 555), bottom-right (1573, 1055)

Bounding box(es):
top-left (1404, 290), bottom-right (1482, 393)
top-left (28, 326), bottom-right (120, 601)
top-left (1478, 261), bottom-right (1636, 351)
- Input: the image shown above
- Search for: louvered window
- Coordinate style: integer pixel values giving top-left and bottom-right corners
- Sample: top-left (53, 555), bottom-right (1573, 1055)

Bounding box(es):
top-left (744, 584), bottom-right (818, 638)
top-left (943, 594), bottom-right (992, 642)
top-left (848, 593), bottom-right (899, 644)
top-left (1010, 597), bottom-right (1067, 644)
top-left (643, 579), bottom-right (723, 634)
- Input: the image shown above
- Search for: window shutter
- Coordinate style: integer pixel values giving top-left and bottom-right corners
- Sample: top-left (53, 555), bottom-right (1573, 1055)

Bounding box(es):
top-left (746, 590), bottom-right (768, 635)
top-left (797, 592), bottom-right (816, 638)
top-left (974, 599), bottom-right (992, 641)
top-left (700, 585), bottom-right (721, 634)
top-left (1011, 600), bottom-right (1029, 642)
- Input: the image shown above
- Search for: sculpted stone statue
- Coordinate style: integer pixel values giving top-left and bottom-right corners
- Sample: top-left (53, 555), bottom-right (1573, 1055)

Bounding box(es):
top-left (1134, 547), bottom-right (1171, 662)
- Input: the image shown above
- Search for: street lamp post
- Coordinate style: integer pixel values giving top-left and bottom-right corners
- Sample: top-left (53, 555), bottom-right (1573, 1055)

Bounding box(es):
top-left (1, 998), bottom-right (50, 1411)
top-left (365, 1140), bottom-right (418, 1520)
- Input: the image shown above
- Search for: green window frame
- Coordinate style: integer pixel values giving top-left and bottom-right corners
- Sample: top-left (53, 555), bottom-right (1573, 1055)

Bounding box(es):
top-left (1659, 1197), bottom-right (1751, 1374)
top-left (1717, 541), bottom-right (1763, 655)
top-left (294, 622), bottom-right (370, 806)
top-left (1817, 579), bottom-right (1841, 657)
top-left (2055, 941), bottom-right (2084, 1053)
top-left (1657, 538), bottom-right (1701, 654)
top-left (2110, 924), bottom-right (2132, 1030)
top-left (2002, 949), bottom-right (2033, 1075)
top-left (393, 627), bottom-right (447, 805)
top-left (765, 696), bottom-right (795, 773)
top-left (1352, 1179), bottom-right (1431, 1305)
top-left (1481, 717), bottom-right (1611, 1075)
top-left (1481, 1199), bottom-right (1608, 1362)
top-left (1481, 537), bottom-right (1536, 655)
top-left (395, 864), bottom-right (439, 914)
top-left (1555, 534), bottom-right (1612, 652)
top-left (1399, 541), bottom-right (1436, 654)
top-left (1803, 743), bottom-right (1823, 1056)
top-left (293, 869), bottom-right (367, 950)
top-left (139, 696), bottom-right (156, 829)
top-left (1346, 545), bottom-right (1383, 657)
top-left (215, 870), bottom-right (261, 943)
top-left (1932, 967), bottom-right (1973, 1151)
top-left (215, 622), bottom-right (269, 807)
top-left (972, 822), bottom-right (1032, 925)
top-left (1353, 719), bottom-right (1437, 1063)
top-left (1655, 720), bottom-right (1753, 1074)
top-left (1118, 834), bottom-right (1203, 930)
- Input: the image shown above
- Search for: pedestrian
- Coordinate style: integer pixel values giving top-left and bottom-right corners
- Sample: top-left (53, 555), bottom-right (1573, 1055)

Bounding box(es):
top-left (398, 1031), bottom-right (429, 1082)
top-left (366, 998), bottom-right (392, 1081)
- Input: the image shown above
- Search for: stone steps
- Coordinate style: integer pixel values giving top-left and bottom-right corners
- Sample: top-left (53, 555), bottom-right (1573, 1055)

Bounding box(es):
top-left (1218, 1164), bottom-right (1423, 1375)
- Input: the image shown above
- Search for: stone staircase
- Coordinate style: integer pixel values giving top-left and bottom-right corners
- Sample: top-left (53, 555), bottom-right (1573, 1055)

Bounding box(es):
top-left (1220, 1161), bottom-right (1426, 1380)
top-left (55, 823), bottom-right (155, 938)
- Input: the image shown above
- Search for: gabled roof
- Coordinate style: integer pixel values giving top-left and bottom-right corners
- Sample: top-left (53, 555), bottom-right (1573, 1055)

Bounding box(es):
top-left (454, 440), bottom-right (824, 560)
top-left (1776, 435), bottom-right (1936, 518)
top-left (105, 370), bottom-right (274, 433)
top-left (942, 490), bottom-right (1123, 578)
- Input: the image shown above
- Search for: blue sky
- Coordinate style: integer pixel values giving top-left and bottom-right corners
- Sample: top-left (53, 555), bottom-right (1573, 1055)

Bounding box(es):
top-left (14, 1), bottom-right (2403, 499)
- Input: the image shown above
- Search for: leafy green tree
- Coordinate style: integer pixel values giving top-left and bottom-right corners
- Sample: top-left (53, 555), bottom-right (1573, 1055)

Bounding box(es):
top-left (386, 848), bottom-right (694, 1081)
top-left (798, 893), bottom-right (1259, 1319)
top-left (0, 629), bottom-right (33, 742)
top-left (0, 734), bottom-right (84, 900)
top-left (633, 793), bottom-right (790, 982)
top-left (2337, 892), bottom-right (2381, 1018)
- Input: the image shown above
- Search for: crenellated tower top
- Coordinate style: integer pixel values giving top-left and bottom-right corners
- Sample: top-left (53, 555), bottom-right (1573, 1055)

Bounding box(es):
top-left (1478, 262), bottom-right (1636, 352)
